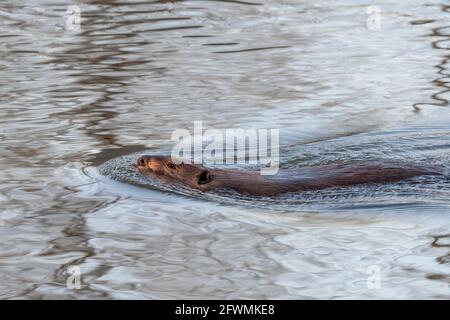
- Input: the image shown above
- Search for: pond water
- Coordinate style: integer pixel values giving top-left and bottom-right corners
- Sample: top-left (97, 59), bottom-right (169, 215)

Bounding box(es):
top-left (0, 0), bottom-right (449, 299)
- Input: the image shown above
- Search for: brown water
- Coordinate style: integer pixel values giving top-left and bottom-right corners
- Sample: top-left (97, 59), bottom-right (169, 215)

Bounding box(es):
top-left (1, 0), bottom-right (450, 299)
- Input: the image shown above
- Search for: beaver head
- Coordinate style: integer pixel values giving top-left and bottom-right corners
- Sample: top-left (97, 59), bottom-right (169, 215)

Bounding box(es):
top-left (135, 155), bottom-right (213, 190)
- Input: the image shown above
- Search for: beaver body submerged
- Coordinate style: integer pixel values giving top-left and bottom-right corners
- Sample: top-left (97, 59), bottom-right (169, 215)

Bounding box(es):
top-left (135, 155), bottom-right (444, 196)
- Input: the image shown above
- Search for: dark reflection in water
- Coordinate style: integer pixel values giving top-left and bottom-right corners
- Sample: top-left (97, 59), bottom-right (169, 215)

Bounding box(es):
top-left (212, 45), bottom-right (291, 54)
top-left (47, 1), bottom-right (152, 146)
top-left (0, 0), bottom-right (450, 299)
top-left (413, 4), bottom-right (450, 110)
top-left (432, 234), bottom-right (450, 264)
top-left (425, 233), bottom-right (450, 283)
top-left (39, 1), bottom-right (146, 297)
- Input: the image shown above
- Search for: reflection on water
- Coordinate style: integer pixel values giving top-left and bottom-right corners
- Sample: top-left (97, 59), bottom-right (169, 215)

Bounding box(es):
top-left (413, 4), bottom-right (450, 110)
top-left (0, 0), bottom-right (449, 299)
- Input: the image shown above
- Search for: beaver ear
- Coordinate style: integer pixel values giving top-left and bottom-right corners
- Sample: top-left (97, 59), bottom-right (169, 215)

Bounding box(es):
top-left (197, 170), bottom-right (212, 185)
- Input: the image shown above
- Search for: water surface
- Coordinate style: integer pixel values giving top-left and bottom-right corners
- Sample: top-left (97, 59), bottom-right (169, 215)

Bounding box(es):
top-left (0, 0), bottom-right (450, 299)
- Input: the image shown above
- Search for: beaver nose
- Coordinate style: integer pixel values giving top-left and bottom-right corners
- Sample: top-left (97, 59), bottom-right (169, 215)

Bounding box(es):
top-left (136, 156), bottom-right (150, 167)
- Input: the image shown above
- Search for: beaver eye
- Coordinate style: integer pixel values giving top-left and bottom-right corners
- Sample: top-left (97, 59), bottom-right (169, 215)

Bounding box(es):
top-left (167, 162), bottom-right (176, 169)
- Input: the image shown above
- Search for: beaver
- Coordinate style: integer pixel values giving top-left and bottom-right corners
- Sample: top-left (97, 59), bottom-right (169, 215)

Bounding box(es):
top-left (135, 155), bottom-right (444, 196)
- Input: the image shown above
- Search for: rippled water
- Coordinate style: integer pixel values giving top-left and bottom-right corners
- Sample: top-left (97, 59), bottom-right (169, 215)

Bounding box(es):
top-left (1, 0), bottom-right (450, 299)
